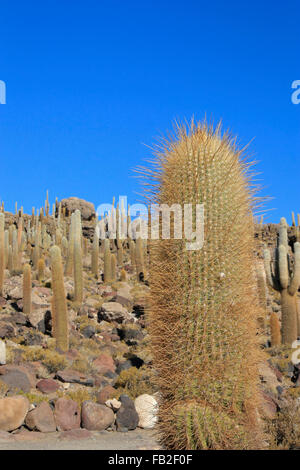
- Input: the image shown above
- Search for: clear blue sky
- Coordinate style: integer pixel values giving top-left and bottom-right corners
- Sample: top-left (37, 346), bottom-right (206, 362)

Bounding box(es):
top-left (0, 0), bottom-right (299, 223)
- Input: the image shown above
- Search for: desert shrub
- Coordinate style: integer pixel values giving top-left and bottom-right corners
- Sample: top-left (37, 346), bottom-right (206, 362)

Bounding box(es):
top-left (115, 366), bottom-right (156, 399)
top-left (21, 346), bottom-right (68, 373)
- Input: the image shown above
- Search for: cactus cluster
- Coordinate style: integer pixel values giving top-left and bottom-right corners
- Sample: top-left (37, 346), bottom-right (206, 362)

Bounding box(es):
top-left (264, 217), bottom-right (300, 345)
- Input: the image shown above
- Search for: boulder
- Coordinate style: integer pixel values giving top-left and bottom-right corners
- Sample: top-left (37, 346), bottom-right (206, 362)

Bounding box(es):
top-left (96, 385), bottom-right (116, 404)
top-left (54, 398), bottom-right (81, 431)
top-left (116, 394), bottom-right (139, 431)
top-left (0, 322), bottom-right (15, 339)
top-left (25, 401), bottom-right (56, 432)
top-left (0, 396), bottom-right (29, 431)
top-left (56, 369), bottom-right (94, 387)
top-left (60, 198), bottom-right (96, 221)
top-left (36, 379), bottom-right (60, 394)
top-left (81, 401), bottom-right (114, 431)
top-left (134, 394), bottom-right (158, 429)
top-left (0, 369), bottom-right (31, 393)
top-left (93, 353), bottom-right (116, 375)
top-left (99, 302), bottom-right (131, 324)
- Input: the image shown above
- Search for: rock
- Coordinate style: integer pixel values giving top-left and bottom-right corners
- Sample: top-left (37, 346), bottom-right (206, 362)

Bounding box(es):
top-left (93, 353), bottom-right (116, 375)
top-left (56, 369), bottom-right (94, 387)
top-left (81, 325), bottom-right (95, 338)
top-left (99, 302), bottom-right (132, 324)
top-left (134, 394), bottom-right (158, 429)
top-left (0, 322), bottom-right (15, 339)
top-left (0, 396), bottom-right (29, 431)
top-left (0, 369), bottom-right (31, 393)
top-left (0, 340), bottom-right (6, 365)
top-left (60, 198), bottom-right (96, 221)
top-left (54, 398), bottom-right (81, 431)
top-left (28, 309), bottom-right (48, 332)
top-left (36, 379), bottom-right (60, 394)
top-left (116, 394), bottom-right (139, 431)
top-left (96, 385), bottom-right (116, 404)
top-left (116, 360), bottom-right (133, 375)
top-left (105, 398), bottom-right (121, 412)
top-left (81, 401), bottom-right (114, 431)
top-left (25, 401), bottom-right (56, 432)
top-left (259, 391), bottom-right (278, 420)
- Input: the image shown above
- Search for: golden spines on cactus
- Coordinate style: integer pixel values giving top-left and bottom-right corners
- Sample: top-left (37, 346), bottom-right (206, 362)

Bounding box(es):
top-left (23, 263), bottom-right (32, 315)
top-left (37, 258), bottom-right (45, 282)
top-left (270, 312), bottom-right (281, 347)
top-left (120, 268), bottom-right (127, 281)
top-left (139, 120), bottom-right (263, 450)
top-left (50, 245), bottom-right (69, 352)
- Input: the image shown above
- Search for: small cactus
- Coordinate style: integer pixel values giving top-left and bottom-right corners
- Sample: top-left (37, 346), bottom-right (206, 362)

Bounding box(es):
top-left (264, 218), bottom-right (300, 345)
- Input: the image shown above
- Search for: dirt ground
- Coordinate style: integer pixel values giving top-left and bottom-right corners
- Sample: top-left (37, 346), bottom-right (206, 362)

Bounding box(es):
top-left (0, 428), bottom-right (161, 450)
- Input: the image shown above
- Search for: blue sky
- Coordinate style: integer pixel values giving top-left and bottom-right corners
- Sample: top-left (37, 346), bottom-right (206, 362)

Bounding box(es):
top-left (0, 0), bottom-right (299, 222)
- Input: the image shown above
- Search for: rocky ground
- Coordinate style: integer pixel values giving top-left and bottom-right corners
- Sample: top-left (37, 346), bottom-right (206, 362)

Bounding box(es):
top-left (0, 198), bottom-right (159, 449)
top-left (0, 200), bottom-right (300, 450)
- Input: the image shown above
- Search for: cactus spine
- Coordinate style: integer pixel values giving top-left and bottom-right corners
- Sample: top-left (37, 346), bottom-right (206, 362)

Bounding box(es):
top-left (142, 121), bottom-right (263, 450)
top-left (50, 245), bottom-right (69, 352)
top-left (264, 218), bottom-right (300, 345)
top-left (23, 263), bottom-right (32, 315)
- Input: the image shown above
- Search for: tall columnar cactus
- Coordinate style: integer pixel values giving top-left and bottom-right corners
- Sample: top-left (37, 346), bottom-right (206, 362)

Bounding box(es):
top-left (135, 237), bottom-right (144, 281)
top-left (65, 213), bottom-right (75, 276)
top-left (73, 210), bottom-right (83, 303)
top-left (0, 213), bottom-right (4, 296)
top-left (23, 263), bottom-right (32, 315)
top-left (50, 245), bottom-right (69, 352)
top-left (141, 121), bottom-right (263, 450)
top-left (111, 253), bottom-right (116, 281)
top-left (37, 258), bottom-right (45, 282)
top-left (104, 238), bottom-right (111, 283)
top-left (91, 227), bottom-right (99, 278)
top-left (264, 218), bottom-right (300, 345)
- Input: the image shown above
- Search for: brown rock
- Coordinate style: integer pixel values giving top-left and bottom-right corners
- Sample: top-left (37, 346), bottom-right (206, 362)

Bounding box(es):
top-left (99, 302), bottom-right (131, 323)
top-left (93, 353), bottom-right (115, 375)
top-left (259, 391), bottom-right (278, 420)
top-left (81, 401), bottom-right (114, 431)
top-left (54, 398), bottom-right (81, 431)
top-left (36, 379), bottom-right (60, 394)
top-left (0, 396), bottom-right (29, 431)
top-left (60, 198), bottom-right (96, 221)
top-left (25, 401), bottom-right (56, 432)
top-left (96, 385), bottom-right (116, 404)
